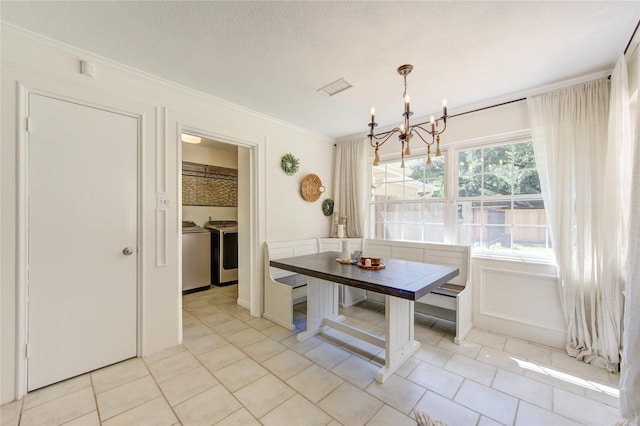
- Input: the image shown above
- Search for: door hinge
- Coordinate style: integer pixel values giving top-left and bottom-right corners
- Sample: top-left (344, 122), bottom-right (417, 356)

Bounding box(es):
top-left (26, 117), bottom-right (32, 132)
top-left (26, 343), bottom-right (31, 359)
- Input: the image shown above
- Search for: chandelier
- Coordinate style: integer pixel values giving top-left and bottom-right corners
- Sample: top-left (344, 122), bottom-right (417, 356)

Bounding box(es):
top-left (368, 64), bottom-right (448, 168)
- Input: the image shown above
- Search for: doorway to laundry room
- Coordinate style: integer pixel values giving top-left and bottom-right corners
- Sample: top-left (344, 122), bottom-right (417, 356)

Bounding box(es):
top-left (180, 133), bottom-right (243, 301)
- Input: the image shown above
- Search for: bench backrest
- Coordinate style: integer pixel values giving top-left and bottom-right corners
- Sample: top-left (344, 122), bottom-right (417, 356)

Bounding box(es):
top-left (363, 239), bottom-right (470, 287)
top-left (264, 239), bottom-right (318, 280)
top-left (317, 238), bottom-right (363, 253)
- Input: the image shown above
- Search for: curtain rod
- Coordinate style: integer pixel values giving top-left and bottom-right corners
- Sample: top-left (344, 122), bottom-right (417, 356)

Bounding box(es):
top-left (447, 97), bottom-right (526, 120)
top-left (336, 21), bottom-right (639, 145)
top-left (624, 19), bottom-right (639, 55)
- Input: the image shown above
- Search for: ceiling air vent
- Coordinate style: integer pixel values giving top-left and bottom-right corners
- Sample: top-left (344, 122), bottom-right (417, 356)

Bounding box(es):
top-left (317, 78), bottom-right (353, 97)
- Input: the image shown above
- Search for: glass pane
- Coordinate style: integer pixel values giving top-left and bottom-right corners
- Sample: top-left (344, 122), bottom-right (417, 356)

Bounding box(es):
top-left (404, 156), bottom-right (445, 199)
top-left (514, 224), bottom-right (552, 252)
top-left (369, 204), bottom-right (386, 224)
top-left (403, 158), bottom-right (425, 200)
top-left (384, 162), bottom-right (404, 200)
top-left (485, 225), bottom-right (510, 249)
top-left (513, 141), bottom-right (537, 170)
top-left (483, 145), bottom-right (513, 174)
top-left (511, 226), bottom-right (549, 251)
top-left (514, 169), bottom-right (541, 194)
top-left (482, 201), bottom-right (511, 239)
top-left (403, 224), bottom-right (423, 242)
top-left (371, 161), bottom-right (405, 201)
top-left (403, 203), bottom-right (422, 223)
top-left (382, 223), bottom-right (402, 240)
top-left (512, 200), bottom-right (546, 225)
top-left (483, 173), bottom-right (512, 196)
top-left (457, 201), bottom-right (481, 226)
top-left (458, 150), bottom-right (482, 175)
top-left (424, 203), bottom-right (445, 224)
top-left (383, 203), bottom-right (402, 223)
top-left (371, 164), bottom-right (386, 201)
top-left (458, 174), bottom-right (481, 197)
top-left (424, 155), bottom-right (445, 198)
top-left (457, 224), bottom-right (481, 247)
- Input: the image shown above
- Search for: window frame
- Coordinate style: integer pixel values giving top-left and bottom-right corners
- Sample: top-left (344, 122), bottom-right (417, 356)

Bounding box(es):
top-left (369, 153), bottom-right (448, 243)
top-left (367, 131), bottom-right (554, 262)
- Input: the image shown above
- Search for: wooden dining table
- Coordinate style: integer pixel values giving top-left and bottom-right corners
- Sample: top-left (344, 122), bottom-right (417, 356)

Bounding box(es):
top-left (270, 250), bottom-right (459, 383)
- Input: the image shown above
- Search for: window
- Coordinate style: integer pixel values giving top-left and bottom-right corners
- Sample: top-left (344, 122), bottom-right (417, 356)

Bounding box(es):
top-left (370, 156), bottom-right (445, 242)
top-left (367, 138), bottom-right (552, 257)
top-left (457, 141), bottom-right (550, 254)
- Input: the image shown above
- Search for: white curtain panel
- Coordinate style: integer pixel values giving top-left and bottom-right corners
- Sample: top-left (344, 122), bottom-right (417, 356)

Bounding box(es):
top-left (528, 77), bottom-right (625, 371)
top-left (332, 138), bottom-right (368, 238)
top-left (620, 48), bottom-right (640, 424)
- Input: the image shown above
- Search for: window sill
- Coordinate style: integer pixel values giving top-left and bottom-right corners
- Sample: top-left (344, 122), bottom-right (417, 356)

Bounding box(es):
top-left (471, 250), bottom-right (557, 266)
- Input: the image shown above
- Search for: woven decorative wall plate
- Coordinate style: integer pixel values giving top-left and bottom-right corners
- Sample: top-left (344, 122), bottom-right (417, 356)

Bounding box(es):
top-left (300, 173), bottom-right (325, 202)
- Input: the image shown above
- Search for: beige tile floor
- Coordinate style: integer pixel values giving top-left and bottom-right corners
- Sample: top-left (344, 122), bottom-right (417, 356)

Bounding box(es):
top-left (1, 284), bottom-right (622, 426)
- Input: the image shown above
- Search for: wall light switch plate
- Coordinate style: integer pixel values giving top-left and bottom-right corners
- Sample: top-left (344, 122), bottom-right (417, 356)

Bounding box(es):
top-left (156, 193), bottom-right (170, 209)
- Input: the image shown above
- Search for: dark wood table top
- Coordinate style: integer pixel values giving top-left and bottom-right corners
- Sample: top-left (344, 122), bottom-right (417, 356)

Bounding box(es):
top-left (270, 251), bottom-right (459, 301)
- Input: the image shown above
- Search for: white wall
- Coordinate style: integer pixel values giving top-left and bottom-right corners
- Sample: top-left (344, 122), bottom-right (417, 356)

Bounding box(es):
top-left (266, 139), bottom-right (335, 241)
top-left (1, 27), bottom-right (333, 404)
top-left (181, 143), bottom-right (238, 226)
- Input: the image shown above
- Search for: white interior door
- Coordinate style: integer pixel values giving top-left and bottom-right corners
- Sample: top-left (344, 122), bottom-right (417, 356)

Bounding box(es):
top-left (26, 93), bottom-right (138, 391)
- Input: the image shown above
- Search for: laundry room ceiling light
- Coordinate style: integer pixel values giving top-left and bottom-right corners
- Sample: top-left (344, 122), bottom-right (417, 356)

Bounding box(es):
top-left (181, 134), bottom-right (202, 144)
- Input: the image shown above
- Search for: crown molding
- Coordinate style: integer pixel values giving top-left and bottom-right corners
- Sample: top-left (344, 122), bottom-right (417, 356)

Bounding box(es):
top-left (1, 22), bottom-right (334, 144)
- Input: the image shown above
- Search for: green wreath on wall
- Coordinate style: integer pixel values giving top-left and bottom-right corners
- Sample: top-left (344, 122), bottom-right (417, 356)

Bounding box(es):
top-left (280, 153), bottom-right (300, 176)
top-left (322, 198), bottom-right (334, 216)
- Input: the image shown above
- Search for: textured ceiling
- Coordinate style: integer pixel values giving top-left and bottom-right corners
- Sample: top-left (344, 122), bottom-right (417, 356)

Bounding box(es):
top-left (1, 1), bottom-right (638, 140)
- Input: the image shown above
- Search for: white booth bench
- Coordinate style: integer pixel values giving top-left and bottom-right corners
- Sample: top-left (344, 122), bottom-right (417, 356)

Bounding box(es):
top-left (263, 238), bottom-right (317, 330)
top-left (364, 239), bottom-right (472, 344)
top-left (263, 238), bottom-right (362, 330)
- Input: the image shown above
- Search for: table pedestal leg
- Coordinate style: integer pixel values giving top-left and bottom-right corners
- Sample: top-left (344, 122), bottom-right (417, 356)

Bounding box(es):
top-left (376, 295), bottom-right (420, 383)
top-left (297, 277), bottom-right (343, 342)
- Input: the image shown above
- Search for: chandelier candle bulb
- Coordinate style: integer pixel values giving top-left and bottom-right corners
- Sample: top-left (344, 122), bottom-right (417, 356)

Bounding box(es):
top-left (370, 107), bottom-right (375, 123)
top-left (430, 116), bottom-right (435, 133)
top-left (443, 99), bottom-right (448, 119)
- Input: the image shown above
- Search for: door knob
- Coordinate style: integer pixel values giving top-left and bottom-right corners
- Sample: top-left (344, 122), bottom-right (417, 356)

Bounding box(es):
top-left (122, 247), bottom-right (134, 256)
